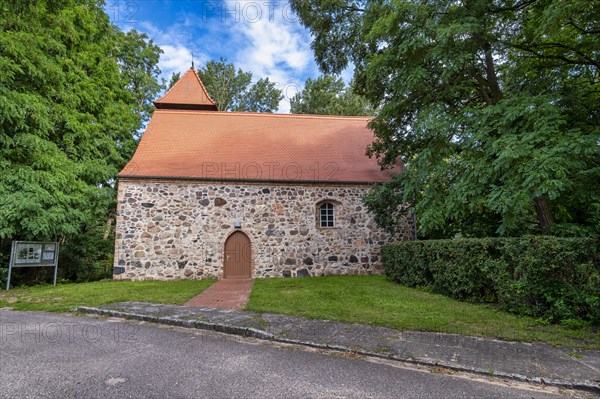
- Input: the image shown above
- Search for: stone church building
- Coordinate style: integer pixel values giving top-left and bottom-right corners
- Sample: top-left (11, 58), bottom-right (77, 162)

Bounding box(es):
top-left (113, 68), bottom-right (411, 281)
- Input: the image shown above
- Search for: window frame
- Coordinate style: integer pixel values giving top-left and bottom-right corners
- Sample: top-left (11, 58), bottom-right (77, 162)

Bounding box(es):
top-left (319, 202), bottom-right (336, 228)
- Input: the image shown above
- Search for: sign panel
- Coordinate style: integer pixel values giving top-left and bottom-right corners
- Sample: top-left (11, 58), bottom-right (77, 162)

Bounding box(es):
top-left (6, 241), bottom-right (60, 290)
top-left (13, 242), bottom-right (57, 267)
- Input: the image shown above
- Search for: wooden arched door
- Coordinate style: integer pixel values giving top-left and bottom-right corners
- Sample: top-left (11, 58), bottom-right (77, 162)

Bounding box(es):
top-left (223, 231), bottom-right (251, 279)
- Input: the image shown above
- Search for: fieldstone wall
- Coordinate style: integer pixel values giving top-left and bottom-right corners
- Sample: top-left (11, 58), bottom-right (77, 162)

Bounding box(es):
top-left (113, 179), bottom-right (412, 280)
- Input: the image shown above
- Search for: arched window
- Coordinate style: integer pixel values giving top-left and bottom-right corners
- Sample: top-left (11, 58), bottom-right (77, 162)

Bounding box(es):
top-left (319, 202), bottom-right (335, 227)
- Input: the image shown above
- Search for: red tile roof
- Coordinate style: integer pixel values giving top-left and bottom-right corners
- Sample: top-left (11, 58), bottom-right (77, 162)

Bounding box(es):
top-left (121, 69), bottom-right (399, 183)
top-left (119, 111), bottom-right (398, 183)
top-left (154, 67), bottom-right (218, 111)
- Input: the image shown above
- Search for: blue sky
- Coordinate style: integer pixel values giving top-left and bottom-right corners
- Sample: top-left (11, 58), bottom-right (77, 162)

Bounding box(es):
top-left (106, 0), bottom-right (350, 112)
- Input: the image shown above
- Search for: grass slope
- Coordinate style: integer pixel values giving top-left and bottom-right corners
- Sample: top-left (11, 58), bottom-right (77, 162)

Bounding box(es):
top-left (0, 279), bottom-right (215, 313)
top-left (246, 275), bottom-right (599, 349)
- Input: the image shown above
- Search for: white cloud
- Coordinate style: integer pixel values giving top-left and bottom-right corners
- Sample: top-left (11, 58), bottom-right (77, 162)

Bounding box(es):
top-left (160, 45), bottom-right (194, 79)
top-left (115, 2), bottom-right (320, 112)
top-left (226, 4), bottom-right (316, 112)
top-left (138, 20), bottom-right (191, 49)
top-left (128, 19), bottom-right (210, 85)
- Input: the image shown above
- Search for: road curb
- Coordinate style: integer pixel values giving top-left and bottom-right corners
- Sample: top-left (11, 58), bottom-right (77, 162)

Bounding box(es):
top-left (75, 306), bottom-right (600, 393)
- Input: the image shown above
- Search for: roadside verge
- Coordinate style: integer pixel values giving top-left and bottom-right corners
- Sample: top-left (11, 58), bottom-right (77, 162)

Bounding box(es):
top-left (75, 302), bottom-right (600, 393)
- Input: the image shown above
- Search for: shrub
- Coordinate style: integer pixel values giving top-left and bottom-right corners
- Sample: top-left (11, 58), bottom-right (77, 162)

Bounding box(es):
top-left (59, 232), bottom-right (114, 283)
top-left (381, 236), bottom-right (600, 324)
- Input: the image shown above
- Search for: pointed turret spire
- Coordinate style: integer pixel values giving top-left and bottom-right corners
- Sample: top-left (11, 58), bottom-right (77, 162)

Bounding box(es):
top-left (154, 67), bottom-right (218, 111)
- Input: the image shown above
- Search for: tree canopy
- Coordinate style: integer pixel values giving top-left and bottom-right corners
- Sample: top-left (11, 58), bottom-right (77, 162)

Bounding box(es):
top-left (116, 29), bottom-right (164, 127)
top-left (290, 75), bottom-right (374, 116)
top-left (198, 58), bottom-right (283, 112)
top-left (0, 0), bottom-right (162, 280)
top-left (292, 0), bottom-right (600, 237)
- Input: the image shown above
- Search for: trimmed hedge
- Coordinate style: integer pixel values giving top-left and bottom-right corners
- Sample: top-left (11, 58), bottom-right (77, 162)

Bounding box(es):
top-left (381, 236), bottom-right (600, 324)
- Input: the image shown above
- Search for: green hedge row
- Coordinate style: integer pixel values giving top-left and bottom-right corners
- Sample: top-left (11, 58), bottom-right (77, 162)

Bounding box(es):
top-left (381, 236), bottom-right (600, 324)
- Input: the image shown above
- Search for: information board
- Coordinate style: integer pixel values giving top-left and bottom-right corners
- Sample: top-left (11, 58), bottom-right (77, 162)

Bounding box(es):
top-left (6, 241), bottom-right (60, 290)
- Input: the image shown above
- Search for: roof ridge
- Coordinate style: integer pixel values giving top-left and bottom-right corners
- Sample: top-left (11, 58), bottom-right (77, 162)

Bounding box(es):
top-left (153, 109), bottom-right (373, 120)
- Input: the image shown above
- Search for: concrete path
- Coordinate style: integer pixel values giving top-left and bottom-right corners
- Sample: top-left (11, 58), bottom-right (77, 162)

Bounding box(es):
top-left (184, 278), bottom-right (254, 309)
top-left (77, 302), bottom-right (600, 393)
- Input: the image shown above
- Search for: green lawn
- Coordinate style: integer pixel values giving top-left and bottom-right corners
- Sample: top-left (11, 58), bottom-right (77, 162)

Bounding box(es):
top-left (246, 275), bottom-right (600, 349)
top-left (2, 275), bottom-right (598, 349)
top-left (0, 279), bottom-right (215, 313)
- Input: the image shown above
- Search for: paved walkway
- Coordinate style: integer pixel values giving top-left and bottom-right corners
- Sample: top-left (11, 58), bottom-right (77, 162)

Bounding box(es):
top-left (77, 301), bottom-right (600, 392)
top-left (184, 279), bottom-right (254, 309)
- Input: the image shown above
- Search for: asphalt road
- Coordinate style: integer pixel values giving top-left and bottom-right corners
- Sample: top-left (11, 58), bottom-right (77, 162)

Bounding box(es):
top-left (0, 310), bottom-right (572, 399)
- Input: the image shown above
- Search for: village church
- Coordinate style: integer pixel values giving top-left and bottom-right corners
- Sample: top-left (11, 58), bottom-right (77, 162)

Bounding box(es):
top-left (113, 68), bottom-right (412, 280)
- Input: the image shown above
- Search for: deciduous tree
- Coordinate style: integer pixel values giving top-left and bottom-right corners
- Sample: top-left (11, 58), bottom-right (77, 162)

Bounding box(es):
top-left (198, 58), bottom-right (282, 112)
top-left (292, 0), bottom-right (600, 237)
top-left (290, 75), bottom-right (374, 116)
top-left (0, 0), bottom-right (162, 281)
top-left (115, 29), bottom-right (164, 127)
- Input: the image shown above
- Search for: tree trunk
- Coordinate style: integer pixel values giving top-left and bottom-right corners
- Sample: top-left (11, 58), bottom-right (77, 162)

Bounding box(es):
top-left (103, 213), bottom-right (114, 240)
top-left (534, 195), bottom-right (554, 234)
